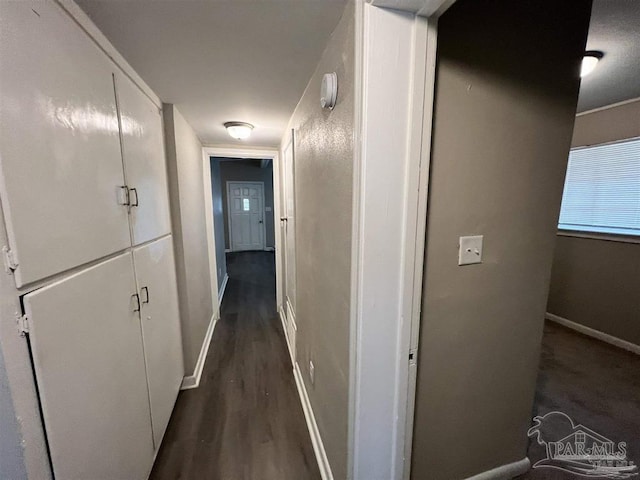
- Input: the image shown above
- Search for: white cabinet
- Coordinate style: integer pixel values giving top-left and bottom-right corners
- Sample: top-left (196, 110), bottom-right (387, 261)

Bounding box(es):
top-left (0, 2), bottom-right (131, 287)
top-left (2, 3), bottom-right (186, 479)
top-left (133, 236), bottom-right (183, 448)
top-left (24, 254), bottom-right (154, 480)
top-left (115, 72), bottom-right (172, 245)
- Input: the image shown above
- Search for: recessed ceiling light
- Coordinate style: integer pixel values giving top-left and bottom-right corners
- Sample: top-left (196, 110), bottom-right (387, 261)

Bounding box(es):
top-left (224, 121), bottom-right (254, 140)
top-left (581, 51), bottom-right (603, 78)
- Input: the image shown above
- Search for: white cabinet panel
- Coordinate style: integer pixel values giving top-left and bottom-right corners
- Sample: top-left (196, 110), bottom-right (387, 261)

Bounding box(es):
top-left (24, 253), bottom-right (154, 480)
top-left (0, 2), bottom-right (131, 287)
top-left (115, 72), bottom-right (172, 245)
top-left (133, 236), bottom-right (183, 448)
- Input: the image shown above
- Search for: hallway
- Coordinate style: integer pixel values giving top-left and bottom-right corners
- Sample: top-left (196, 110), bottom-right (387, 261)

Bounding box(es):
top-left (150, 252), bottom-right (320, 480)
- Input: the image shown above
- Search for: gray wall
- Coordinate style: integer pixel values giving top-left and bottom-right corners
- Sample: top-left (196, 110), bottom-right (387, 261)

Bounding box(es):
top-left (164, 104), bottom-right (215, 375)
top-left (216, 159), bottom-right (275, 250)
top-left (547, 99), bottom-right (640, 345)
top-left (209, 158), bottom-right (228, 294)
top-left (411, 0), bottom-right (591, 478)
top-left (284, 2), bottom-right (354, 478)
top-left (0, 343), bottom-right (27, 480)
top-left (0, 207), bottom-right (30, 480)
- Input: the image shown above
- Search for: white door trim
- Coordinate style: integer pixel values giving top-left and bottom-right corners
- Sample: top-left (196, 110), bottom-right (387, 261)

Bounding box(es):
top-left (349, 4), bottom-right (449, 480)
top-left (202, 146), bottom-right (283, 312)
top-left (225, 180), bottom-right (267, 252)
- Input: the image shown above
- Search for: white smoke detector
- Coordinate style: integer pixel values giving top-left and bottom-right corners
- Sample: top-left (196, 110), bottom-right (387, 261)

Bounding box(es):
top-left (320, 72), bottom-right (338, 110)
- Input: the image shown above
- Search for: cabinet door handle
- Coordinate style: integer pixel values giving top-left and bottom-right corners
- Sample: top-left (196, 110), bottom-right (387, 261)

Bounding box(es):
top-left (141, 286), bottom-right (150, 305)
top-left (129, 187), bottom-right (139, 207)
top-left (118, 186), bottom-right (130, 206)
top-left (132, 293), bottom-right (141, 313)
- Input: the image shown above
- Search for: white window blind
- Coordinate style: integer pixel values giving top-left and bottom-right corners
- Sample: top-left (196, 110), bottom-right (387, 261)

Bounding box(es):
top-left (558, 137), bottom-right (640, 236)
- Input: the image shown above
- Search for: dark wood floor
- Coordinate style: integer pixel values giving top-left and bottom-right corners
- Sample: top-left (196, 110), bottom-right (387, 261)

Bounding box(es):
top-left (150, 251), bottom-right (320, 480)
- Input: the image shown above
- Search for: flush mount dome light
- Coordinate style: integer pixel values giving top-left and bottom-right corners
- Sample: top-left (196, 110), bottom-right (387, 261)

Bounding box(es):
top-left (581, 51), bottom-right (603, 77)
top-left (224, 121), bottom-right (254, 140)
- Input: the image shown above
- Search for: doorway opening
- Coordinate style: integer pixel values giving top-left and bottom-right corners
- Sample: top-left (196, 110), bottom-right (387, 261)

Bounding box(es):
top-left (202, 146), bottom-right (283, 312)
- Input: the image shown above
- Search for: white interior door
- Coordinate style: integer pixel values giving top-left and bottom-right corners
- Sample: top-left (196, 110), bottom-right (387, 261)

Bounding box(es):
top-left (133, 236), bottom-right (184, 449)
top-left (228, 182), bottom-right (265, 251)
top-left (0, 2), bottom-right (131, 287)
top-left (114, 71), bottom-right (172, 245)
top-left (282, 135), bottom-right (297, 358)
top-left (23, 253), bottom-right (154, 480)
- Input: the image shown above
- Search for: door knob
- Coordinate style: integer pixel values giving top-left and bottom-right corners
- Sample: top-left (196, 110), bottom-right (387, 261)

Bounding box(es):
top-left (280, 217), bottom-right (288, 222)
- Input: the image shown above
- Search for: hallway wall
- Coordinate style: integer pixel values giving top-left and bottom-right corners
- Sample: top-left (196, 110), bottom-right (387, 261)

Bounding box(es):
top-left (164, 105), bottom-right (216, 375)
top-left (547, 99), bottom-right (640, 346)
top-left (281, 2), bottom-right (355, 478)
top-left (0, 206), bottom-right (50, 480)
top-left (209, 158), bottom-right (228, 295)
top-left (217, 159), bottom-right (275, 250)
top-left (0, 202), bottom-right (24, 480)
top-left (411, 0), bottom-right (592, 478)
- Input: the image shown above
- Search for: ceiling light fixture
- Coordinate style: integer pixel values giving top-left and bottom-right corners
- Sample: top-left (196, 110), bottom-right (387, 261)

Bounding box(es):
top-left (224, 121), bottom-right (254, 140)
top-left (581, 51), bottom-right (603, 78)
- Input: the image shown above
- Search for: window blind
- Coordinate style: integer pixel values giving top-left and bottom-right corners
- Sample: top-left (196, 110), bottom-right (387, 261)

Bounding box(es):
top-left (558, 137), bottom-right (640, 236)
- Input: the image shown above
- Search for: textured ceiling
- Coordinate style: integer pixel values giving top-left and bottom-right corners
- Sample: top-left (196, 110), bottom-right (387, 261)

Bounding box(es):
top-left (577, 0), bottom-right (640, 112)
top-left (77, 0), bottom-right (347, 147)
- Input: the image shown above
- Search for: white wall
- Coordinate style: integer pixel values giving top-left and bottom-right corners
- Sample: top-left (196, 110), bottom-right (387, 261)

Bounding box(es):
top-left (164, 105), bottom-right (216, 375)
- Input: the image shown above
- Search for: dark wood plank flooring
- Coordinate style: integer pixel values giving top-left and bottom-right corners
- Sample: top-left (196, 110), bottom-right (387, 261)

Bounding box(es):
top-left (150, 251), bottom-right (320, 480)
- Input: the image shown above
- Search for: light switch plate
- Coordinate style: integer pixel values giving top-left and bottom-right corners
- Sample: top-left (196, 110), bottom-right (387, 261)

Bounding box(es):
top-left (459, 235), bottom-right (483, 265)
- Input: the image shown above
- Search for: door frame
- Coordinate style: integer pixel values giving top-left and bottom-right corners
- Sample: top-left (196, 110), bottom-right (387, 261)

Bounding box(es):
top-left (349, 4), bottom-right (448, 480)
top-left (280, 131), bottom-right (297, 362)
top-left (201, 146), bottom-right (283, 312)
top-left (225, 180), bottom-right (267, 252)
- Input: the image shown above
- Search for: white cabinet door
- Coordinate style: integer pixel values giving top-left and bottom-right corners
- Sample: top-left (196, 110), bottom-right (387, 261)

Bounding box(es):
top-left (24, 253), bottom-right (154, 480)
top-left (0, 2), bottom-right (131, 287)
top-left (115, 72), bottom-right (172, 245)
top-left (133, 236), bottom-right (183, 448)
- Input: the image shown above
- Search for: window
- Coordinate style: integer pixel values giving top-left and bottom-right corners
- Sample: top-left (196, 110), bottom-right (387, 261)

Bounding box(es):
top-left (243, 198), bottom-right (250, 211)
top-left (558, 137), bottom-right (640, 237)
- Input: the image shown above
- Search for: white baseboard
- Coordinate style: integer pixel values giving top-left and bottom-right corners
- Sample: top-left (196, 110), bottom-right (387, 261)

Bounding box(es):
top-left (545, 313), bottom-right (640, 355)
top-left (218, 273), bottom-right (229, 307)
top-left (293, 362), bottom-right (334, 480)
top-left (279, 307), bottom-right (293, 358)
top-left (464, 457), bottom-right (530, 480)
top-left (181, 314), bottom-right (217, 390)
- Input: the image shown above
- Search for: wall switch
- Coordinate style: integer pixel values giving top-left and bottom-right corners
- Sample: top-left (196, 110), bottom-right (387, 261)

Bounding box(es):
top-left (458, 235), bottom-right (483, 265)
top-left (309, 360), bottom-right (315, 385)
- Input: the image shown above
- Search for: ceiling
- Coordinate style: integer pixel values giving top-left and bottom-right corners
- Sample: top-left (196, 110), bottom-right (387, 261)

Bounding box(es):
top-left (76, 0), bottom-right (639, 139)
top-left (77, 0), bottom-right (347, 147)
top-left (577, 0), bottom-right (640, 112)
